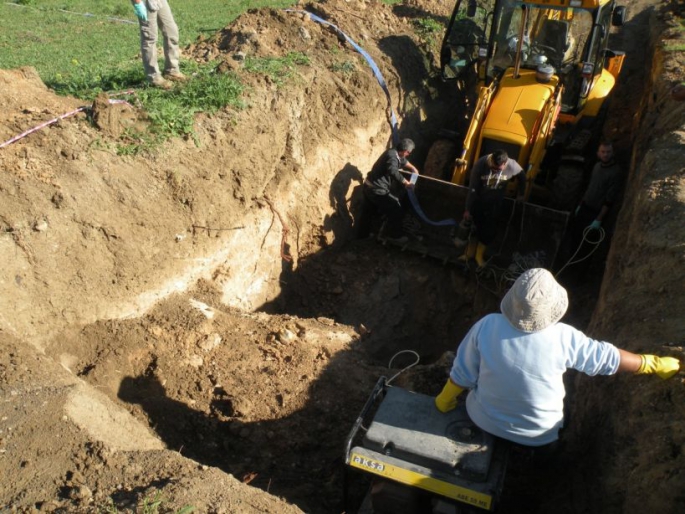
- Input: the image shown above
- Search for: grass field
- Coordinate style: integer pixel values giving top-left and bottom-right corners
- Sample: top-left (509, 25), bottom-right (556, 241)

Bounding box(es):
top-left (0, 0), bottom-right (295, 153)
top-left (0, 0), bottom-right (294, 87)
top-left (1, 0), bottom-right (398, 153)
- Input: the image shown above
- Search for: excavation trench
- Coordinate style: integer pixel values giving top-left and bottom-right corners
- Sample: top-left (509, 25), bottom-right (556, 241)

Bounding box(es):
top-left (40, 78), bottom-right (591, 514)
top-left (41, 71), bottom-right (500, 514)
top-left (2, 0), bottom-right (684, 513)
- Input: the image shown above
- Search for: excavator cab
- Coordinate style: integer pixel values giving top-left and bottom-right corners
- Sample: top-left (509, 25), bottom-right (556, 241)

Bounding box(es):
top-left (440, 1), bottom-right (489, 81)
top-left (436, 0), bottom-right (626, 189)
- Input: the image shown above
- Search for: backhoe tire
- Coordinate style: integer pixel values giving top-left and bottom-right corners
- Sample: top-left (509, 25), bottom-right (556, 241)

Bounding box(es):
top-left (550, 162), bottom-right (585, 212)
top-left (423, 139), bottom-right (459, 181)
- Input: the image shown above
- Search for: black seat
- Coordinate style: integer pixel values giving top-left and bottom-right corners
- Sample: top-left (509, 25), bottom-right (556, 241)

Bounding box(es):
top-left (535, 19), bottom-right (570, 61)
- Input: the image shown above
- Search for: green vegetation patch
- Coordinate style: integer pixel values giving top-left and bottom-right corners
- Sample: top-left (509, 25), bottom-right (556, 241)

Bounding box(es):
top-left (244, 52), bottom-right (311, 86)
top-left (1, 1), bottom-right (307, 153)
top-left (117, 64), bottom-right (245, 155)
top-left (0, 1), bottom-right (318, 152)
top-left (664, 43), bottom-right (685, 52)
top-left (329, 60), bottom-right (357, 75)
top-left (0, 0), bottom-right (294, 85)
top-left (412, 18), bottom-right (443, 44)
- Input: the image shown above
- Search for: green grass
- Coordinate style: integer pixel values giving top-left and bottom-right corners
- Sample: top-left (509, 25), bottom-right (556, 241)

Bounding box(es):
top-left (116, 63), bottom-right (245, 155)
top-left (0, 0), bottom-right (298, 152)
top-left (412, 18), bottom-right (443, 44)
top-left (0, 0), bottom-right (411, 151)
top-left (664, 43), bottom-right (685, 52)
top-left (0, 0), bottom-right (294, 85)
top-left (329, 60), bottom-right (357, 75)
top-left (244, 52), bottom-right (311, 86)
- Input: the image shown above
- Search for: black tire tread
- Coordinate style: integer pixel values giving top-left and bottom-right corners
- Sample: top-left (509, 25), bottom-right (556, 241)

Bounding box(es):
top-left (423, 139), bottom-right (459, 181)
top-left (550, 162), bottom-right (585, 211)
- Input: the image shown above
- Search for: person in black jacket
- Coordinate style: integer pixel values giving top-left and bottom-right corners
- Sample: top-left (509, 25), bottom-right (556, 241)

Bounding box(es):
top-left (363, 139), bottom-right (420, 243)
top-left (573, 141), bottom-right (622, 234)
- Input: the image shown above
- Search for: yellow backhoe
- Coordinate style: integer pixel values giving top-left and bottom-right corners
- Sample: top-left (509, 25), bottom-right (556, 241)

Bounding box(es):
top-left (398, 0), bottom-right (626, 268)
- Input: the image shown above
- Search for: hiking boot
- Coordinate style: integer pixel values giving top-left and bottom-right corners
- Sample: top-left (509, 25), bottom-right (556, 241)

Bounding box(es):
top-left (150, 75), bottom-right (173, 90)
top-left (163, 70), bottom-right (188, 82)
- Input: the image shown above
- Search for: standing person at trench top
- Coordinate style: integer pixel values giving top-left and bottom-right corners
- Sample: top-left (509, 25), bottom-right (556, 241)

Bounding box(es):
top-left (434, 268), bottom-right (680, 447)
top-left (460, 149), bottom-right (526, 268)
top-left (131, 0), bottom-right (187, 89)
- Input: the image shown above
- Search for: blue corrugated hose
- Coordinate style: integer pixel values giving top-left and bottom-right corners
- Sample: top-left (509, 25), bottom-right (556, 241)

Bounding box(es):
top-left (286, 9), bottom-right (457, 227)
top-left (285, 9), bottom-right (399, 144)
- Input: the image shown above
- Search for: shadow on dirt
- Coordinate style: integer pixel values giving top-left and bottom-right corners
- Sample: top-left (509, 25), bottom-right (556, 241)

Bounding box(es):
top-left (604, 7), bottom-right (655, 158)
top-left (261, 235), bottom-right (500, 364)
top-left (322, 163), bottom-right (365, 248)
top-left (115, 344), bottom-right (584, 514)
top-left (256, 112), bottom-right (510, 362)
top-left (117, 348), bottom-right (385, 513)
top-left (377, 33), bottom-right (466, 165)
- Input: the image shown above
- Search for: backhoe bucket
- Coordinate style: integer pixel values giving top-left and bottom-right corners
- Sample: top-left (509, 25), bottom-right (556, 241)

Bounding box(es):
top-left (489, 200), bottom-right (570, 270)
top-left (390, 174), bottom-right (570, 268)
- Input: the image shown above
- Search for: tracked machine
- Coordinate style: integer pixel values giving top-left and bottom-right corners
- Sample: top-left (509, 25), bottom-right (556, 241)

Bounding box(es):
top-left (394, 0), bottom-right (626, 267)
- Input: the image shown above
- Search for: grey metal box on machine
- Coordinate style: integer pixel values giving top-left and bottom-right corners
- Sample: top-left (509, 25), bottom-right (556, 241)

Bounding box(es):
top-left (362, 386), bottom-right (495, 481)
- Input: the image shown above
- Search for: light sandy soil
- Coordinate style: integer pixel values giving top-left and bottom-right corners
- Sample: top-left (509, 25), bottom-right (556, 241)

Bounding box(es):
top-left (0, 0), bottom-right (684, 513)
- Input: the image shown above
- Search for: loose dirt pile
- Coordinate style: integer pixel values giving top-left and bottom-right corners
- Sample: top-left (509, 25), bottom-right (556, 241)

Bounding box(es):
top-left (1, 0), bottom-right (684, 513)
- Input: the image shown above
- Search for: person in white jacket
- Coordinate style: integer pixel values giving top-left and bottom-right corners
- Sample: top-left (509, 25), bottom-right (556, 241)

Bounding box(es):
top-left (435, 268), bottom-right (680, 447)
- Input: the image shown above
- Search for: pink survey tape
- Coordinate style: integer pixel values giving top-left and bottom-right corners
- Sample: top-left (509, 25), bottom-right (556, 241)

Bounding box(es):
top-left (0, 94), bottom-right (134, 150)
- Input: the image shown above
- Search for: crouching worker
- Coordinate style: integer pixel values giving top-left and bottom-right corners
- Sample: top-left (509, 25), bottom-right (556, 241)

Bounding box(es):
top-left (363, 138), bottom-right (420, 244)
top-left (435, 268), bottom-right (680, 447)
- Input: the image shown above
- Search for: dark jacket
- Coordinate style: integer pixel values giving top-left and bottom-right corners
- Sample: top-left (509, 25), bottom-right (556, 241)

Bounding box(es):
top-left (366, 148), bottom-right (407, 197)
top-left (581, 160), bottom-right (622, 213)
top-left (466, 155), bottom-right (526, 211)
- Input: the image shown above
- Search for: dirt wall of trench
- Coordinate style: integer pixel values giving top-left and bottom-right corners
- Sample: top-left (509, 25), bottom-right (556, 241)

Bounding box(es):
top-left (1, 2), bottom-right (460, 512)
top-left (0, 66), bottom-right (388, 350)
top-left (558, 5), bottom-right (685, 513)
top-left (0, 1), bottom-right (458, 352)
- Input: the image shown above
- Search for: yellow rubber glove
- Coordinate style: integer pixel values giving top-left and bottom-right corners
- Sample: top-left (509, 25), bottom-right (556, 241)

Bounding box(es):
top-left (435, 380), bottom-right (465, 413)
top-left (637, 355), bottom-right (680, 379)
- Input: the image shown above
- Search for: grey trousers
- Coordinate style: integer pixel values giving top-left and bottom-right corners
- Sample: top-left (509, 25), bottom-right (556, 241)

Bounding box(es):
top-left (138, 0), bottom-right (180, 81)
